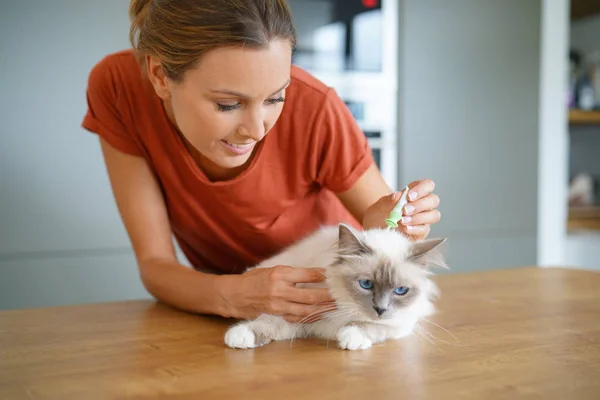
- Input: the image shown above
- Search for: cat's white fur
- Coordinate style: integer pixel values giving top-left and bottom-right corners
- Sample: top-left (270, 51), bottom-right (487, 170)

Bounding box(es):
top-left (224, 224), bottom-right (447, 350)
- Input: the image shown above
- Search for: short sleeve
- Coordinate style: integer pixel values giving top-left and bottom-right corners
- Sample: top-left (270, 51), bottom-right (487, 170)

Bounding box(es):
top-left (81, 57), bottom-right (143, 157)
top-left (311, 88), bottom-right (375, 193)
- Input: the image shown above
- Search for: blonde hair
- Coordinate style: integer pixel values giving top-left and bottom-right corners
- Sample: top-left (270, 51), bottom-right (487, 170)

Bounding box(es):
top-left (129, 0), bottom-right (296, 82)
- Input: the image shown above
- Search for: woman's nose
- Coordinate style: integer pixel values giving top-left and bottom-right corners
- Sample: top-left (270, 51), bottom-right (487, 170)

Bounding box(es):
top-left (239, 111), bottom-right (266, 141)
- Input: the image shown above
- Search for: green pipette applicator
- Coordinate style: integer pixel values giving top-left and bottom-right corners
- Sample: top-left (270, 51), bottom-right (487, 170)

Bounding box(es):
top-left (385, 185), bottom-right (410, 229)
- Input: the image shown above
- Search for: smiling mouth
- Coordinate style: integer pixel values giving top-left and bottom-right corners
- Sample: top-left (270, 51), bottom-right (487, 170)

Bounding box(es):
top-left (220, 139), bottom-right (256, 155)
top-left (222, 140), bottom-right (254, 149)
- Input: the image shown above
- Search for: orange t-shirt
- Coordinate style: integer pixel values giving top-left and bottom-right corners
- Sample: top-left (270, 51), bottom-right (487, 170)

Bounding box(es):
top-left (82, 49), bottom-right (374, 274)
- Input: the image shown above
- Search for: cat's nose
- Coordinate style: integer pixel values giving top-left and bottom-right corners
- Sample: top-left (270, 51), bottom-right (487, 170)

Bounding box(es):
top-left (374, 306), bottom-right (388, 316)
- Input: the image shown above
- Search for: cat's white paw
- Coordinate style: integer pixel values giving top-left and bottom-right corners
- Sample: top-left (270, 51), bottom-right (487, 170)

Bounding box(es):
top-left (337, 326), bottom-right (372, 350)
top-left (224, 324), bottom-right (259, 349)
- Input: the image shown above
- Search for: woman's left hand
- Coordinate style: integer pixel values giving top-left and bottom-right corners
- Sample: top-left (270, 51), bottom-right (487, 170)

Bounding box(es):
top-left (362, 179), bottom-right (441, 241)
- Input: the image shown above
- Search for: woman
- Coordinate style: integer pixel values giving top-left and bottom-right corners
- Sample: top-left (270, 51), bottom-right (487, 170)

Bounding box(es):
top-left (82, 0), bottom-right (441, 323)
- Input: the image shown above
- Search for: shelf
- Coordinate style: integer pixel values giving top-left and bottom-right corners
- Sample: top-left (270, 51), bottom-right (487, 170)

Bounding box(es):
top-left (569, 109), bottom-right (600, 125)
top-left (568, 206), bottom-right (600, 231)
top-left (571, 0), bottom-right (600, 20)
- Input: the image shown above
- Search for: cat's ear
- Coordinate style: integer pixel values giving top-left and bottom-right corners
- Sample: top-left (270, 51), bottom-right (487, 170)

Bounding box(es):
top-left (408, 238), bottom-right (448, 270)
top-left (337, 223), bottom-right (371, 258)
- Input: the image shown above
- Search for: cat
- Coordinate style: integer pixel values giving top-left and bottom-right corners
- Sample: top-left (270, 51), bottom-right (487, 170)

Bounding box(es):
top-left (224, 223), bottom-right (448, 350)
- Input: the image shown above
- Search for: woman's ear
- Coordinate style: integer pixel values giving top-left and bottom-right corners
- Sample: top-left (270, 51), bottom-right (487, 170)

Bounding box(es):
top-left (146, 55), bottom-right (171, 100)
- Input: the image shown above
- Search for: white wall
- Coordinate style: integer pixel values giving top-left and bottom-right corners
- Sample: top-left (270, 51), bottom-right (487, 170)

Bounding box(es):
top-left (566, 231), bottom-right (600, 271)
top-left (0, 1), bottom-right (151, 310)
top-left (537, 0), bottom-right (570, 267)
top-left (398, 0), bottom-right (543, 273)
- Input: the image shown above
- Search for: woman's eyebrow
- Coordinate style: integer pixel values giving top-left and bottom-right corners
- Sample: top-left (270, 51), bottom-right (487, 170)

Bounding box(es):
top-left (210, 79), bottom-right (290, 98)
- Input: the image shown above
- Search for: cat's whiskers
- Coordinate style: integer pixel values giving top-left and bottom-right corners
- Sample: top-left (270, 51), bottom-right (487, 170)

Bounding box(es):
top-left (414, 323), bottom-right (463, 348)
top-left (321, 307), bottom-right (361, 322)
top-left (329, 301), bottom-right (369, 313)
top-left (288, 307), bottom-right (361, 348)
top-left (314, 309), bottom-right (362, 330)
top-left (316, 269), bottom-right (329, 279)
top-left (299, 305), bottom-right (339, 324)
top-left (421, 318), bottom-right (462, 345)
top-left (413, 324), bottom-right (440, 349)
top-left (288, 305), bottom-right (340, 347)
top-left (298, 306), bottom-right (358, 328)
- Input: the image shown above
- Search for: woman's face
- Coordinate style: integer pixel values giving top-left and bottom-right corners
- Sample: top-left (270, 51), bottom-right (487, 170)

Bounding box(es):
top-left (147, 39), bottom-right (292, 180)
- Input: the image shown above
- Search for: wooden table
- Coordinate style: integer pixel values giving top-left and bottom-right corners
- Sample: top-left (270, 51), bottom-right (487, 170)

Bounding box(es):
top-left (1, 267), bottom-right (599, 399)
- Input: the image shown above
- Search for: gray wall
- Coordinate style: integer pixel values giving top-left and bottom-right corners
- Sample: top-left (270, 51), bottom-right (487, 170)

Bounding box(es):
top-left (571, 13), bottom-right (600, 55)
top-left (1, 0), bottom-right (548, 309)
top-left (570, 126), bottom-right (600, 200)
top-left (398, 0), bottom-right (542, 273)
top-left (0, 1), bottom-right (151, 309)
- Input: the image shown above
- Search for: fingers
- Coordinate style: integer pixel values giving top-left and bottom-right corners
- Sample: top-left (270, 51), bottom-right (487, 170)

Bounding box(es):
top-left (399, 180), bottom-right (439, 241)
top-left (282, 302), bottom-right (337, 323)
top-left (401, 209), bottom-right (441, 227)
top-left (378, 190), bottom-right (403, 207)
top-left (302, 302), bottom-right (337, 323)
top-left (279, 266), bottom-right (327, 284)
top-left (274, 301), bottom-right (334, 320)
top-left (406, 179), bottom-right (436, 202)
top-left (401, 223), bottom-right (430, 240)
top-left (283, 313), bottom-right (323, 323)
top-left (285, 287), bottom-right (333, 305)
top-left (403, 193), bottom-right (440, 216)
top-left (283, 315), bottom-right (304, 323)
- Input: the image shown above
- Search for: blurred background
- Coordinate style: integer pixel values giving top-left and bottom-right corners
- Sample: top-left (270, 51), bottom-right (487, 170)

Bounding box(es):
top-left (1, 0), bottom-right (598, 310)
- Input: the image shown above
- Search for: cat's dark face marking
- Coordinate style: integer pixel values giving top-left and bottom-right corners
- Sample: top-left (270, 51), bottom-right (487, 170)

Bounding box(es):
top-left (332, 224), bottom-right (446, 320)
top-left (342, 257), bottom-right (421, 319)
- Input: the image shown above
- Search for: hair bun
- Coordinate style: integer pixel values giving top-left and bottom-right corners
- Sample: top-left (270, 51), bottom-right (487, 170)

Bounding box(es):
top-left (129, 0), bottom-right (151, 23)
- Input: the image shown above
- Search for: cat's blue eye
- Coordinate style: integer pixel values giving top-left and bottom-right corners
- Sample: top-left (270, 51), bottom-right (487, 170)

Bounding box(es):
top-left (359, 279), bottom-right (374, 290)
top-left (394, 286), bottom-right (409, 296)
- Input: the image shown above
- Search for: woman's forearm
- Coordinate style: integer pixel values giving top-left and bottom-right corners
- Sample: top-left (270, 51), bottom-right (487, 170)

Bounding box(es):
top-left (139, 258), bottom-right (235, 317)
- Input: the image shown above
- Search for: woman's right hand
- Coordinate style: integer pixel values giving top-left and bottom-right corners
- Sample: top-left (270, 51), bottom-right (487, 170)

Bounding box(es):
top-left (219, 265), bottom-right (335, 323)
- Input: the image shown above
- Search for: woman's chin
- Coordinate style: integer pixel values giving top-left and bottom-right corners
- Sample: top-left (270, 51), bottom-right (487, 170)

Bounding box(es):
top-left (219, 151), bottom-right (253, 167)
top-left (200, 151), bottom-right (255, 180)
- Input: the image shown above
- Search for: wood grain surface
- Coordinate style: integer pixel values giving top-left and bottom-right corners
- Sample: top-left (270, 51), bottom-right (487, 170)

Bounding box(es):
top-left (1, 267), bottom-right (599, 399)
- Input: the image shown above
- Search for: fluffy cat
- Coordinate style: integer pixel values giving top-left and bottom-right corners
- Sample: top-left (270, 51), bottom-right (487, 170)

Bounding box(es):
top-left (224, 223), bottom-right (447, 350)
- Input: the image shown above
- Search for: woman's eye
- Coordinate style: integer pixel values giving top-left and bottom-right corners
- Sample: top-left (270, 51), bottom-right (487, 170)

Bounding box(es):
top-left (266, 96), bottom-right (285, 106)
top-left (217, 103), bottom-right (240, 112)
top-left (217, 97), bottom-right (283, 111)
top-left (359, 279), bottom-right (374, 290)
top-left (393, 287), bottom-right (409, 296)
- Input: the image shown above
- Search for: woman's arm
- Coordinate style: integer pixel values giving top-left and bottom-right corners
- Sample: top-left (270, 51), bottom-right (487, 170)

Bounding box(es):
top-left (308, 88), bottom-right (441, 239)
top-left (336, 164), bottom-right (441, 240)
top-left (99, 138), bottom-right (232, 316)
top-left (335, 163), bottom-right (393, 222)
top-left (99, 138), bottom-right (331, 321)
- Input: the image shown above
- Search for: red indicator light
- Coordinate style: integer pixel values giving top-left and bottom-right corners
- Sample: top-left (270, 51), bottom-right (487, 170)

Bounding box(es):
top-left (362, 0), bottom-right (378, 8)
